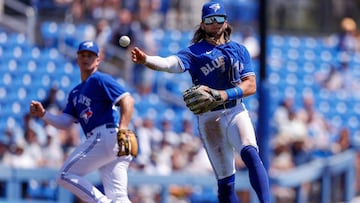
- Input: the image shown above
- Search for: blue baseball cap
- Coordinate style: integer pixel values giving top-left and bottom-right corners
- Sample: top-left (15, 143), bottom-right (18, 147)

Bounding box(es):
top-left (202, 1), bottom-right (227, 20)
top-left (77, 41), bottom-right (99, 56)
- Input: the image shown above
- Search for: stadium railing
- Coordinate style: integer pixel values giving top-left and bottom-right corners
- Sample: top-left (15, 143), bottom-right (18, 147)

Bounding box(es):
top-left (0, 149), bottom-right (356, 203)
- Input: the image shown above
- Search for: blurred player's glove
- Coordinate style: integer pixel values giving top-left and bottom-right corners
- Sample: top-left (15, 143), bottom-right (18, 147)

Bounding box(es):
top-left (182, 85), bottom-right (224, 114)
top-left (117, 129), bottom-right (138, 157)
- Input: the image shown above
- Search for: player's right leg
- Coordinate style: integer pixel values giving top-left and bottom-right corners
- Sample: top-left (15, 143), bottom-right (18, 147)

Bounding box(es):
top-left (197, 112), bottom-right (239, 203)
top-left (217, 174), bottom-right (239, 203)
top-left (56, 126), bottom-right (118, 203)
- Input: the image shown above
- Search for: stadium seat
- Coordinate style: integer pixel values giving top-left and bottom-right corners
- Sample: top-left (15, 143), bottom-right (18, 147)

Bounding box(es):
top-left (40, 21), bottom-right (59, 47)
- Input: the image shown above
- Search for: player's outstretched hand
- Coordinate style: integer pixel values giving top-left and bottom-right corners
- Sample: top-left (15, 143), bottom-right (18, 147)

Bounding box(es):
top-left (30, 100), bottom-right (46, 118)
top-left (131, 47), bottom-right (146, 65)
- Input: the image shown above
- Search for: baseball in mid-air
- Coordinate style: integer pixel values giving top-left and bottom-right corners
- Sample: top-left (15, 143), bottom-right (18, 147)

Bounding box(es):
top-left (119, 35), bottom-right (131, 47)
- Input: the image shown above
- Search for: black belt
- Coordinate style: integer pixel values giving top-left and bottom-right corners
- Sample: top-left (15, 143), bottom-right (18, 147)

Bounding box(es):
top-left (86, 123), bottom-right (118, 138)
top-left (105, 123), bottom-right (118, 129)
top-left (211, 100), bottom-right (237, 111)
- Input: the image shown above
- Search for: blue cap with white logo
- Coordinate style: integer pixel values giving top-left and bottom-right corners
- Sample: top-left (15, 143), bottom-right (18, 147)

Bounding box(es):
top-left (201, 2), bottom-right (227, 20)
top-left (77, 41), bottom-right (99, 56)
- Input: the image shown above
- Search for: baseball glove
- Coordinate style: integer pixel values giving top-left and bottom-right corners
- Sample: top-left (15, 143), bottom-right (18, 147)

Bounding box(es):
top-left (182, 85), bottom-right (224, 114)
top-left (117, 129), bottom-right (138, 157)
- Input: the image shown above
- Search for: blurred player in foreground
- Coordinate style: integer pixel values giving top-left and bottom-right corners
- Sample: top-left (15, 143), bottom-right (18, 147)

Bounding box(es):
top-left (30, 41), bottom-right (137, 203)
top-left (131, 1), bottom-right (270, 203)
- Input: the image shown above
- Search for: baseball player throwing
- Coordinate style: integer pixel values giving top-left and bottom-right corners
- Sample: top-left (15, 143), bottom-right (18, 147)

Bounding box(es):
top-left (131, 2), bottom-right (270, 203)
top-left (30, 41), bottom-right (137, 203)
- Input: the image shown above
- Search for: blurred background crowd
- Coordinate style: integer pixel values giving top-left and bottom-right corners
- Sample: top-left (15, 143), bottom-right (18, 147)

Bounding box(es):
top-left (1, 0), bottom-right (360, 202)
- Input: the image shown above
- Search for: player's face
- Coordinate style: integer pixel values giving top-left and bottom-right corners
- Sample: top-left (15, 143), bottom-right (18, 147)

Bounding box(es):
top-left (202, 15), bottom-right (227, 37)
top-left (77, 51), bottom-right (100, 71)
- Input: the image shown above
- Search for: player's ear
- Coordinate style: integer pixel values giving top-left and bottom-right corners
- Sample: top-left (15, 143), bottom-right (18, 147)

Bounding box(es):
top-left (200, 22), bottom-right (205, 30)
top-left (98, 49), bottom-right (105, 61)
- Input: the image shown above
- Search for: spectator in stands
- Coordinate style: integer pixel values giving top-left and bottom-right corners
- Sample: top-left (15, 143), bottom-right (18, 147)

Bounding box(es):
top-left (272, 96), bottom-right (295, 134)
top-left (289, 133), bottom-right (314, 203)
top-left (136, 0), bottom-right (155, 25)
top-left (171, 142), bottom-right (191, 172)
top-left (110, 8), bottom-right (141, 83)
top-left (133, 116), bottom-right (163, 167)
top-left (331, 127), bottom-right (356, 201)
top-left (0, 137), bottom-right (6, 197)
top-left (356, 149), bottom-right (360, 196)
top-left (41, 124), bottom-right (64, 169)
top-left (110, 8), bottom-right (139, 49)
top-left (182, 138), bottom-right (213, 175)
top-left (269, 134), bottom-right (296, 203)
top-left (23, 127), bottom-right (44, 167)
top-left (94, 18), bottom-right (112, 50)
top-left (133, 21), bottom-right (158, 95)
top-left (23, 127), bottom-right (59, 200)
top-left (3, 127), bottom-right (23, 152)
top-left (317, 64), bottom-right (344, 92)
top-left (90, 0), bottom-right (120, 22)
top-left (2, 139), bottom-right (36, 169)
top-left (0, 136), bottom-right (8, 164)
top-left (137, 0), bottom-right (167, 29)
top-left (168, 142), bottom-right (195, 202)
top-left (277, 110), bottom-right (308, 141)
top-left (165, 0), bottom-right (204, 30)
top-left (178, 118), bottom-right (196, 143)
top-left (290, 133), bottom-right (313, 166)
top-left (151, 136), bottom-right (174, 175)
top-left (272, 97), bottom-right (309, 148)
top-left (26, 112), bottom-right (47, 141)
top-left (337, 17), bottom-right (360, 53)
top-left (161, 118), bottom-right (180, 147)
top-left (17, 113), bottom-right (47, 146)
top-left (336, 59), bottom-right (360, 94)
top-left (41, 85), bottom-right (63, 114)
top-left (170, 136), bottom-right (214, 203)
top-left (242, 26), bottom-right (260, 59)
top-left (297, 94), bottom-right (335, 158)
top-left (334, 127), bottom-right (354, 153)
top-left (65, 0), bottom-right (88, 25)
top-left (1, 138), bottom-right (39, 199)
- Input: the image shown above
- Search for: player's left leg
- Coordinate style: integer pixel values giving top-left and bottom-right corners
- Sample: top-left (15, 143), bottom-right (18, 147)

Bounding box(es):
top-left (99, 156), bottom-right (132, 203)
top-left (241, 145), bottom-right (270, 203)
top-left (229, 108), bottom-right (271, 203)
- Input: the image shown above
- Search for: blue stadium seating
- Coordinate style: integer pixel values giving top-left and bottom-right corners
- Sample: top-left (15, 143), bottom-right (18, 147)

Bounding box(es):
top-left (1, 21), bottom-right (360, 142)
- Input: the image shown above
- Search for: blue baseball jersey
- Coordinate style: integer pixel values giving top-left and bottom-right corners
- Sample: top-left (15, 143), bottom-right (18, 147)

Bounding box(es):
top-left (63, 71), bottom-right (128, 134)
top-left (176, 40), bottom-right (254, 89)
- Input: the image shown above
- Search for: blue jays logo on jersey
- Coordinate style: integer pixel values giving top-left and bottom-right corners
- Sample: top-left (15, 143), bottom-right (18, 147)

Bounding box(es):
top-left (76, 94), bottom-right (91, 106)
top-left (80, 107), bottom-right (93, 124)
top-left (209, 3), bottom-right (221, 12)
top-left (72, 94), bottom-right (93, 123)
top-left (200, 56), bottom-right (226, 75)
